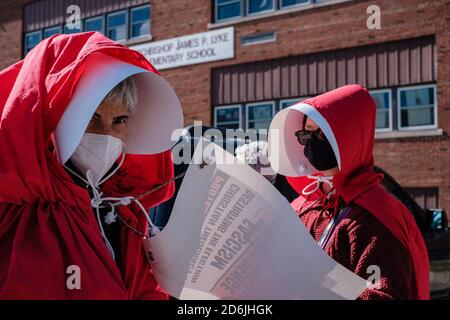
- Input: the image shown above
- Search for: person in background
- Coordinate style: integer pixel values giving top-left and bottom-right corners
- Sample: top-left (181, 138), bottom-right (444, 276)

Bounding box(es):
top-left (269, 84), bottom-right (429, 300)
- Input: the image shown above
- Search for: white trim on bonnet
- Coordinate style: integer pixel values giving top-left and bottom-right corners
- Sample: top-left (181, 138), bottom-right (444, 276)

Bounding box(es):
top-left (268, 102), bottom-right (341, 177)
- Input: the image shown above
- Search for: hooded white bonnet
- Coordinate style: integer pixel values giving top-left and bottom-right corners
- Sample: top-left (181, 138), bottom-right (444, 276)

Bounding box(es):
top-left (268, 102), bottom-right (341, 177)
top-left (53, 52), bottom-right (184, 164)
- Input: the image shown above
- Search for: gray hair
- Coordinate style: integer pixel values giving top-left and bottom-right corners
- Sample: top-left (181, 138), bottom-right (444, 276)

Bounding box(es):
top-left (101, 76), bottom-right (138, 115)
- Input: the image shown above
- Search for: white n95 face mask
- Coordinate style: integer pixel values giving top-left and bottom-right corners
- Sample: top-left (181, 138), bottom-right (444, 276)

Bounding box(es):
top-left (69, 133), bottom-right (123, 187)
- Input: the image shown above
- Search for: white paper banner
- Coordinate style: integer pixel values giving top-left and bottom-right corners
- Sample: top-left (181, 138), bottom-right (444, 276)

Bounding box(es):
top-left (148, 139), bottom-right (367, 299)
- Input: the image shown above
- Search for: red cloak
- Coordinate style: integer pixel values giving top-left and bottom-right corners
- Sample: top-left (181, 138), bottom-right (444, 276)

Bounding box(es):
top-left (286, 85), bottom-right (429, 299)
top-left (0, 32), bottom-right (175, 299)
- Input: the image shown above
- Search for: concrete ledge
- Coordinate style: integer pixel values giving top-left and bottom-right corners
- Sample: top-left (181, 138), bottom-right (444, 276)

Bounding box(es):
top-left (375, 129), bottom-right (444, 140)
top-left (123, 35), bottom-right (153, 47)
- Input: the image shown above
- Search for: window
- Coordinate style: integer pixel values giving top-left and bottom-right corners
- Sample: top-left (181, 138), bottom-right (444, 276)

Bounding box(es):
top-left (398, 85), bottom-right (437, 130)
top-left (240, 32), bottom-right (275, 46)
top-left (85, 16), bottom-right (104, 33)
top-left (280, 97), bottom-right (308, 109)
top-left (246, 101), bottom-right (275, 130)
top-left (43, 26), bottom-right (62, 38)
top-left (405, 187), bottom-right (439, 209)
top-left (214, 0), bottom-right (339, 22)
top-left (24, 31), bottom-right (42, 54)
top-left (131, 5), bottom-right (151, 38)
top-left (107, 11), bottom-right (128, 42)
top-left (214, 105), bottom-right (242, 129)
top-left (370, 89), bottom-right (392, 131)
top-left (64, 22), bottom-right (82, 34)
top-left (247, 0), bottom-right (275, 15)
top-left (280, 0), bottom-right (311, 9)
top-left (23, 5), bottom-right (152, 54)
top-left (215, 0), bottom-right (243, 22)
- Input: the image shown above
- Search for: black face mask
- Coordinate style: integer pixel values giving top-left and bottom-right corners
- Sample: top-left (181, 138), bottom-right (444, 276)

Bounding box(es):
top-left (303, 133), bottom-right (338, 171)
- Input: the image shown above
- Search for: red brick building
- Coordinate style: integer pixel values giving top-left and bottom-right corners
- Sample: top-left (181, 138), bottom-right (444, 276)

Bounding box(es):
top-left (0, 0), bottom-right (449, 214)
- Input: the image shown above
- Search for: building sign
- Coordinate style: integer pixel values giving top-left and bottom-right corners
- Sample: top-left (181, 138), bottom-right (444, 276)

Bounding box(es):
top-left (131, 27), bottom-right (234, 70)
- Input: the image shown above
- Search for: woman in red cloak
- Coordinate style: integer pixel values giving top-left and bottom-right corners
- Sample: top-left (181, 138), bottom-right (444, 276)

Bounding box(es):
top-left (0, 32), bottom-right (183, 299)
top-left (269, 84), bottom-right (429, 299)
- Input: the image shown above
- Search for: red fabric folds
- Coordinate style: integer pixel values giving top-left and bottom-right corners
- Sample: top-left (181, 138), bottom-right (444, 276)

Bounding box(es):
top-left (0, 32), bottom-right (174, 299)
top-left (289, 85), bottom-right (429, 299)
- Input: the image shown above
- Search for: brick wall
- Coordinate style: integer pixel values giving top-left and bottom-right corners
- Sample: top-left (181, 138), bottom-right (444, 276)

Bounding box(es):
top-left (0, 0), bottom-right (30, 70)
top-left (0, 0), bottom-right (449, 214)
top-left (153, 0), bottom-right (450, 214)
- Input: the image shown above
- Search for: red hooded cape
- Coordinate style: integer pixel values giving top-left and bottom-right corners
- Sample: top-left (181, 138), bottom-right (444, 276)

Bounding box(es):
top-left (288, 85), bottom-right (429, 299)
top-left (0, 32), bottom-right (174, 299)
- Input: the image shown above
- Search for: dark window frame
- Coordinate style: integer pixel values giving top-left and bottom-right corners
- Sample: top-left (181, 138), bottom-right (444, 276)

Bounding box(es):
top-left (397, 84), bottom-right (438, 131)
top-left (43, 25), bottom-right (62, 38)
top-left (213, 0), bottom-right (334, 23)
top-left (64, 21), bottom-right (83, 34)
top-left (84, 15), bottom-right (105, 34)
top-left (404, 187), bottom-right (439, 209)
top-left (212, 84), bottom-right (437, 132)
top-left (23, 4), bottom-right (152, 56)
top-left (369, 89), bottom-right (393, 132)
top-left (246, 0), bottom-right (276, 17)
top-left (130, 4), bottom-right (151, 39)
top-left (24, 30), bottom-right (42, 55)
top-left (106, 9), bottom-right (129, 42)
top-left (214, 0), bottom-right (244, 23)
top-left (279, 0), bottom-right (312, 10)
top-left (245, 100), bottom-right (276, 131)
top-left (214, 104), bottom-right (243, 129)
